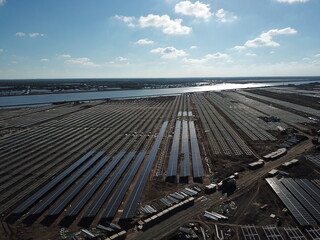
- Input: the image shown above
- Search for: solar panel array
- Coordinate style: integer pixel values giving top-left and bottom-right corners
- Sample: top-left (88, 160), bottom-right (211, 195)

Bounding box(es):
top-left (29, 151), bottom-right (105, 217)
top-left (121, 122), bottom-right (168, 220)
top-left (64, 152), bottom-right (126, 221)
top-left (189, 121), bottom-right (204, 178)
top-left (295, 179), bottom-right (320, 205)
top-left (101, 152), bottom-right (146, 220)
top-left (46, 155), bottom-right (111, 218)
top-left (281, 178), bottom-right (320, 222)
top-left (305, 154), bottom-right (320, 168)
top-left (266, 178), bottom-right (318, 226)
top-left (10, 151), bottom-right (95, 217)
top-left (166, 120), bottom-right (181, 178)
top-left (82, 152), bottom-right (136, 221)
top-left (180, 120), bottom-right (190, 178)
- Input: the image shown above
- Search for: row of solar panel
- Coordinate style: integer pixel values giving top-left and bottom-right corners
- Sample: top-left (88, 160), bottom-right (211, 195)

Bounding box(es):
top-left (121, 121), bottom-right (169, 220)
top-left (10, 150), bottom-right (151, 225)
top-left (266, 178), bottom-right (320, 226)
top-left (166, 120), bottom-right (204, 179)
top-left (177, 111), bottom-right (193, 117)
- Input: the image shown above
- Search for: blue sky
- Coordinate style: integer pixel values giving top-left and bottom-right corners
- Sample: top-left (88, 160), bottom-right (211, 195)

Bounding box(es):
top-left (0, 0), bottom-right (319, 79)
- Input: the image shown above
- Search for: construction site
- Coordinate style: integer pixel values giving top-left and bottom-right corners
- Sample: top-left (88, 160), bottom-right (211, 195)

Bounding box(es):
top-left (0, 83), bottom-right (319, 240)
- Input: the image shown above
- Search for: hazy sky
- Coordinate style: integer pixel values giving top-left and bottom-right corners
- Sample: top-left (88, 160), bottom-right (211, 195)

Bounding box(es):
top-left (0, 0), bottom-right (319, 79)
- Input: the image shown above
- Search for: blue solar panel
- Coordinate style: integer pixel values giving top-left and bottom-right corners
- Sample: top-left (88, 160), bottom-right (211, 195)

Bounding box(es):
top-left (189, 121), bottom-right (204, 178)
top-left (266, 178), bottom-right (316, 226)
top-left (180, 120), bottom-right (190, 178)
top-left (29, 151), bottom-right (105, 217)
top-left (82, 152), bottom-right (136, 220)
top-left (46, 155), bottom-right (111, 217)
top-left (63, 152), bottom-right (126, 221)
top-left (121, 121), bottom-right (168, 220)
top-left (281, 178), bottom-right (320, 223)
top-left (10, 151), bottom-right (95, 217)
top-left (166, 121), bottom-right (181, 178)
top-left (100, 152), bottom-right (146, 220)
top-left (295, 179), bottom-right (320, 205)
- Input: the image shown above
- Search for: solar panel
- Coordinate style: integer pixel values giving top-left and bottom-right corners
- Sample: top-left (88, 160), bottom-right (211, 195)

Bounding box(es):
top-left (281, 178), bottom-right (320, 222)
top-left (166, 121), bottom-right (181, 178)
top-left (63, 152), bottom-right (126, 222)
top-left (46, 155), bottom-right (111, 218)
top-left (29, 151), bottom-right (105, 217)
top-left (189, 121), bottom-right (204, 178)
top-left (100, 152), bottom-right (146, 220)
top-left (180, 120), bottom-right (190, 177)
top-left (266, 178), bottom-right (316, 226)
top-left (10, 151), bottom-right (94, 217)
top-left (121, 121), bottom-right (168, 220)
top-left (81, 152), bottom-right (136, 222)
top-left (295, 179), bottom-right (320, 205)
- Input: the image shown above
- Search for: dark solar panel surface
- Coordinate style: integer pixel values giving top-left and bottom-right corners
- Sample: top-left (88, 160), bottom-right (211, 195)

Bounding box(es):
top-left (101, 152), bottom-right (146, 219)
top-left (295, 179), bottom-right (320, 205)
top-left (166, 121), bottom-right (181, 177)
top-left (281, 178), bottom-right (320, 222)
top-left (65, 152), bottom-right (126, 218)
top-left (47, 155), bottom-right (111, 217)
top-left (189, 121), bottom-right (204, 178)
top-left (30, 151), bottom-right (105, 216)
top-left (82, 152), bottom-right (135, 218)
top-left (180, 120), bottom-right (190, 177)
top-left (121, 121), bottom-right (168, 219)
top-left (11, 151), bottom-right (94, 216)
top-left (266, 178), bottom-right (316, 226)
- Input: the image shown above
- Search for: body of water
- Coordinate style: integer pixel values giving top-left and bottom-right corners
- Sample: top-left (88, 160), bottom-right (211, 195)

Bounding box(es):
top-left (0, 80), bottom-right (318, 108)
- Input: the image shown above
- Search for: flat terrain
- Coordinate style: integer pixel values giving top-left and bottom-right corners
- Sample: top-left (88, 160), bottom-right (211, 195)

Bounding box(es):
top-left (0, 83), bottom-right (319, 240)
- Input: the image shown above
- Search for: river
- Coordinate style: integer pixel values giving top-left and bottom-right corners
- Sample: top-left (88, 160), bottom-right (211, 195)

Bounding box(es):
top-left (0, 80), bottom-right (318, 108)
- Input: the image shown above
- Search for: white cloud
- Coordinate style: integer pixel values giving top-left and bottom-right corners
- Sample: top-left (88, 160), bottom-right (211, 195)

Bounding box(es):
top-left (0, 0), bottom-right (6, 6)
top-left (135, 38), bottom-right (154, 45)
top-left (245, 53), bottom-right (257, 57)
top-left (40, 58), bottom-right (49, 62)
top-left (233, 45), bottom-right (245, 51)
top-left (16, 32), bottom-right (26, 37)
top-left (60, 54), bottom-right (71, 58)
top-left (15, 32), bottom-right (46, 38)
top-left (215, 9), bottom-right (238, 23)
top-left (270, 51), bottom-right (276, 54)
top-left (139, 14), bottom-right (191, 35)
top-left (114, 15), bottom-right (135, 27)
top-left (29, 33), bottom-right (46, 38)
top-left (115, 13), bottom-right (192, 35)
top-left (115, 56), bottom-right (129, 61)
top-left (150, 47), bottom-right (187, 59)
top-left (276, 0), bottom-right (309, 3)
top-left (314, 53), bottom-right (320, 57)
top-left (0, 49), bottom-right (3, 52)
top-left (183, 52), bottom-right (230, 63)
top-left (190, 46), bottom-right (198, 49)
top-left (65, 57), bottom-right (100, 67)
top-left (234, 27), bottom-right (297, 49)
top-left (174, 1), bottom-right (212, 20)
